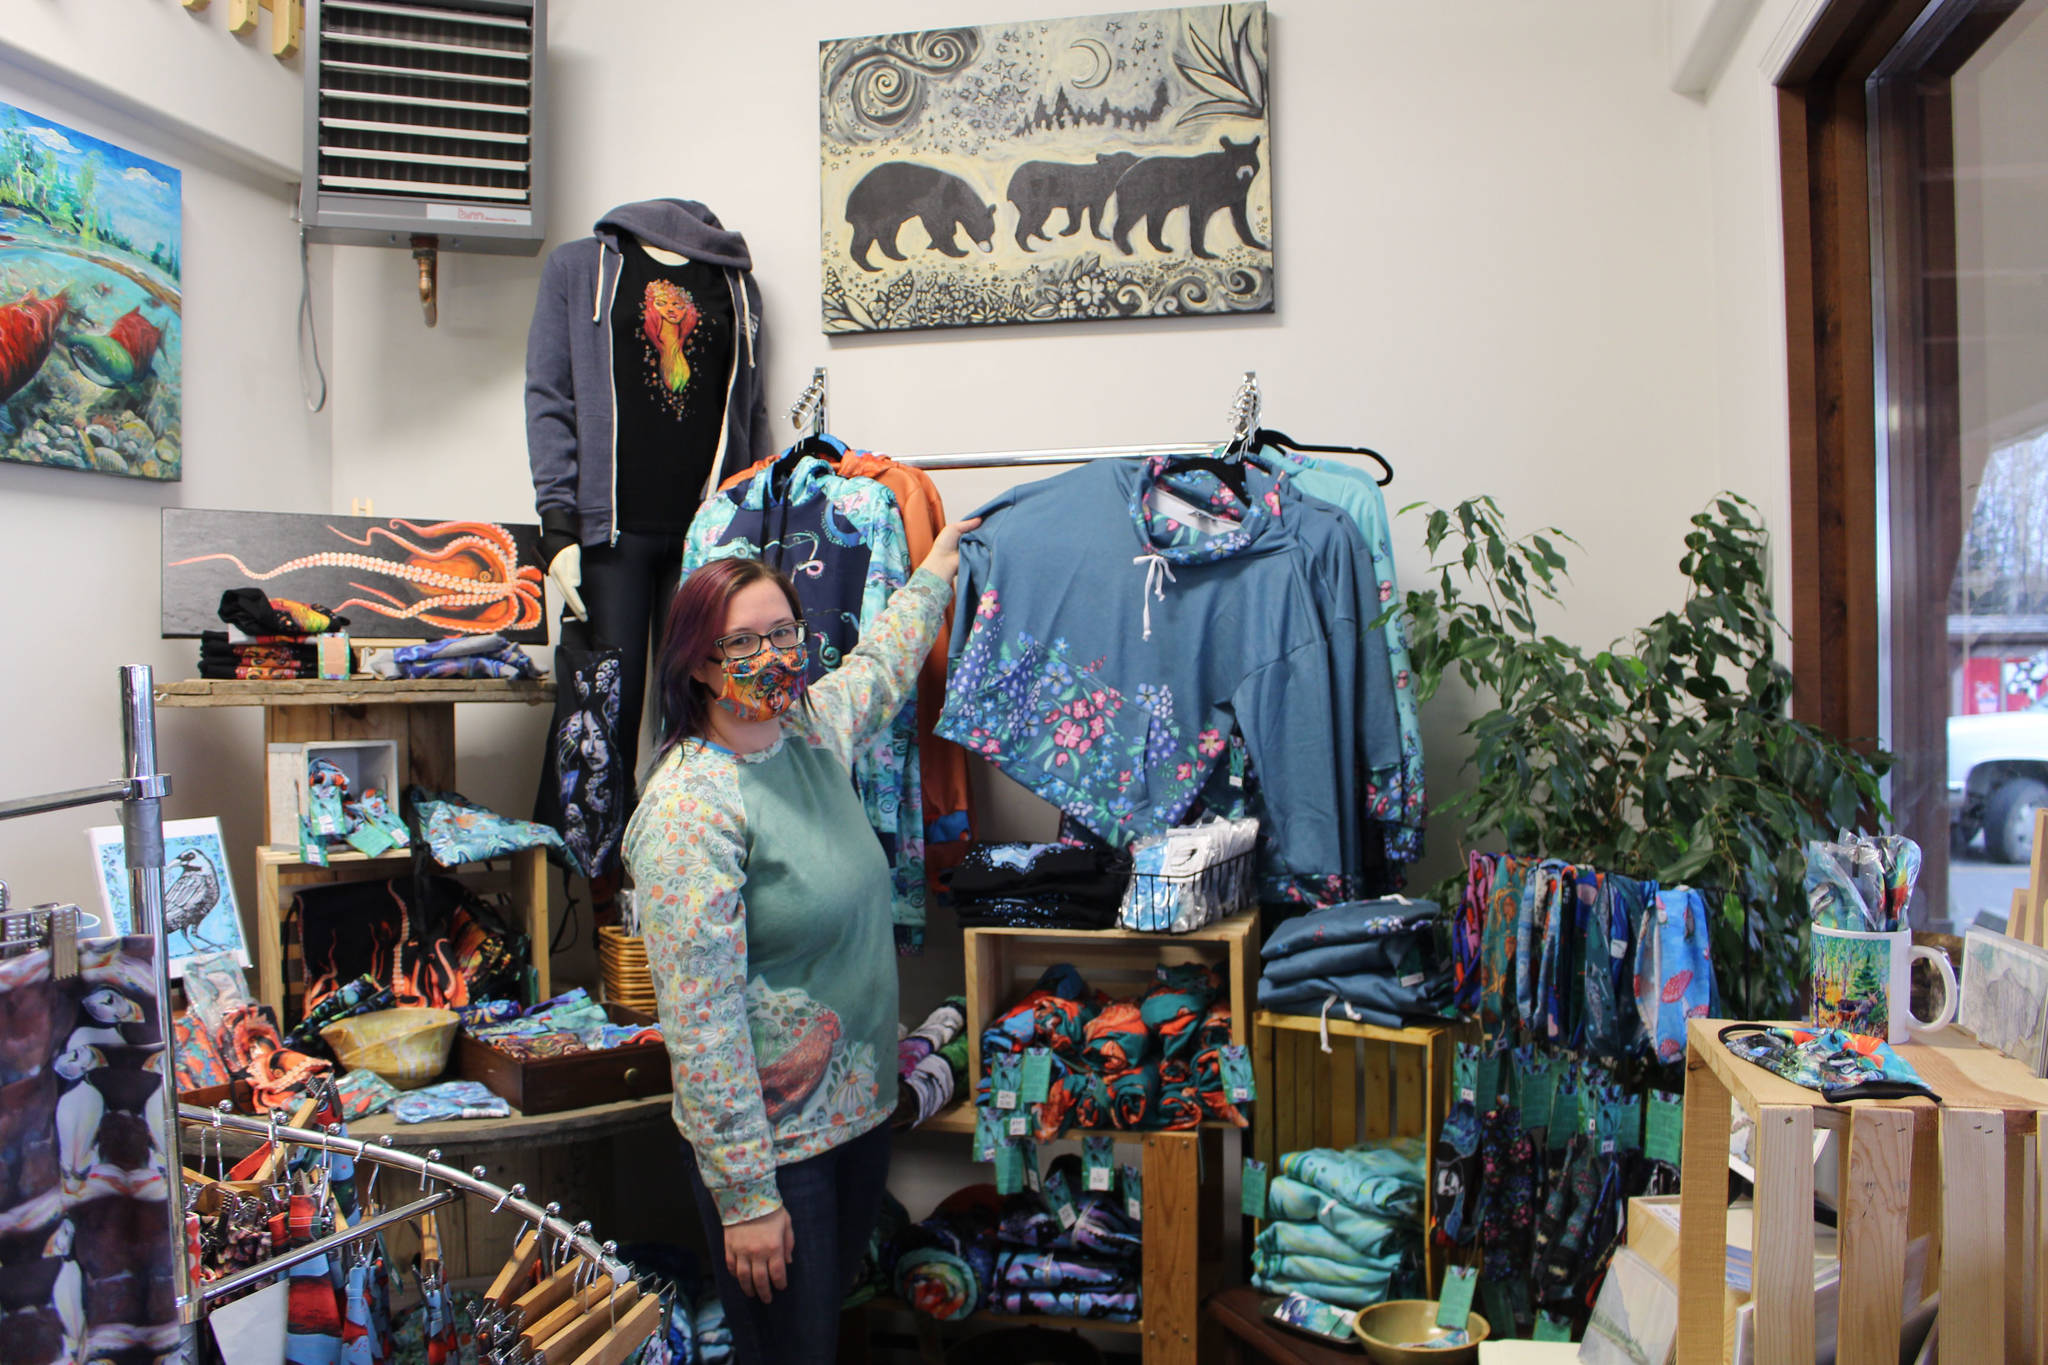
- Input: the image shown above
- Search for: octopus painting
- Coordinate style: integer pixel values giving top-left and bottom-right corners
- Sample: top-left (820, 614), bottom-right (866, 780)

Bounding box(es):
top-left (163, 508), bottom-right (549, 642)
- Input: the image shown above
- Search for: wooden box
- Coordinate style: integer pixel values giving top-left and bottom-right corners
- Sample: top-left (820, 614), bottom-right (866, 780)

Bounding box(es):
top-left (453, 1004), bottom-right (670, 1115)
top-left (265, 738), bottom-right (401, 849)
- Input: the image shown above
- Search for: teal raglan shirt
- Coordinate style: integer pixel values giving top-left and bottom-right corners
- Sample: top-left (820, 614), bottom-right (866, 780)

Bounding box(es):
top-left (624, 570), bottom-right (947, 1222)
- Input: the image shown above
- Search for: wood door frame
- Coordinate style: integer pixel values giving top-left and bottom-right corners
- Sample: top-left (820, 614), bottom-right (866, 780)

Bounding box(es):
top-left (1779, 0), bottom-right (2022, 917)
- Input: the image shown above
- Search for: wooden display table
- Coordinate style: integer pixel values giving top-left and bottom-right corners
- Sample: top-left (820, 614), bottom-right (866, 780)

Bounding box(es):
top-left (1251, 1009), bottom-right (1458, 1291)
top-left (155, 676), bottom-right (557, 1015)
top-left (1679, 1017), bottom-right (2048, 1365)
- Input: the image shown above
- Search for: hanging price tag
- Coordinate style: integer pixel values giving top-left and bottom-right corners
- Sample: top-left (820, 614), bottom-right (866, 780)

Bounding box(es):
top-left (1534, 1311), bottom-right (1574, 1342)
top-left (1008, 1112), bottom-right (1030, 1139)
top-left (1645, 1091), bottom-right (1685, 1164)
top-left (1122, 1164), bottom-right (1143, 1222)
top-left (1020, 1047), bottom-right (1053, 1105)
top-left (972, 1103), bottom-right (1007, 1163)
top-left (298, 814), bottom-right (330, 869)
top-left (1453, 1046), bottom-right (1478, 1106)
top-left (1614, 1092), bottom-right (1644, 1153)
top-left (1220, 1045), bottom-right (1255, 1104)
top-left (1475, 1051), bottom-right (1502, 1111)
top-left (1046, 1170), bottom-right (1079, 1228)
top-left (994, 1142), bottom-right (1025, 1195)
top-left (992, 1055), bottom-right (1021, 1110)
top-left (1085, 1137), bottom-right (1115, 1192)
top-left (1241, 1159), bottom-right (1269, 1219)
top-left (1436, 1266), bottom-right (1478, 1329)
top-left (1519, 1059), bottom-right (1554, 1134)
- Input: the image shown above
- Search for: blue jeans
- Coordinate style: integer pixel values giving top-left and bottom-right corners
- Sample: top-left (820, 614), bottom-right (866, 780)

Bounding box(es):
top-left (678, 1122), bottom-right (893, 1365)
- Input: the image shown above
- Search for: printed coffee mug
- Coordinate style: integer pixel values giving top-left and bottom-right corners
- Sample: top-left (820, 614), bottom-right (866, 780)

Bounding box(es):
top-left (1810, 926), bottom-right (1957, 1045)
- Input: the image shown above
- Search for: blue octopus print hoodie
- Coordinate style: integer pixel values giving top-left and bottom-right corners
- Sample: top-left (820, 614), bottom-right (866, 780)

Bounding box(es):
top-left (939, 456), bottom-right (1396, 891)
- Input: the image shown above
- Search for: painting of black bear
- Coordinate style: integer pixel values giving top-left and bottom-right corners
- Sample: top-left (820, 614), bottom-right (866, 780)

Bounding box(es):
top-left (846, 163), bottom-right (999, 271)
top-left (1111, 136), bottom-right (1265, 259)
top-left (1007, 153), bottom-right (1140, 250)
top-left (820, 5), bottom-right (1272, 332)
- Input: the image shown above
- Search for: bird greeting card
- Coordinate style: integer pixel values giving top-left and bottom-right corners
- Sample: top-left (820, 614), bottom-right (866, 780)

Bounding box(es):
top-left (88, 817), bottom-right (248, 977)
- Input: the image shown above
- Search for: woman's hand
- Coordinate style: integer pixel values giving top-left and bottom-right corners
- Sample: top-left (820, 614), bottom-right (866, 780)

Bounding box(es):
top-left (724, 1205), bottom-right (794, 1302)
top-left (918, 517), bottom-right (983, 585)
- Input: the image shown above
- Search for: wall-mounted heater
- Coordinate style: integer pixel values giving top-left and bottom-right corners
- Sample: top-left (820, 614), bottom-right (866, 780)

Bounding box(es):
top-left (299, 0), bottom-right (546, 324)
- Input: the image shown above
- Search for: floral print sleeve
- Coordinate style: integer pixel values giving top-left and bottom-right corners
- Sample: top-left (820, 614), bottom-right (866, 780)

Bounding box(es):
top-left (623, 750), bottom-right (781, 1224)
top-left (795, 568), bottom-right (950, 770)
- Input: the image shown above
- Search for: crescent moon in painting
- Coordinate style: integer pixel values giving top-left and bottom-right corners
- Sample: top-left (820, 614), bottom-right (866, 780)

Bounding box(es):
top-left (1069, 38), bottom-right (1112, 89)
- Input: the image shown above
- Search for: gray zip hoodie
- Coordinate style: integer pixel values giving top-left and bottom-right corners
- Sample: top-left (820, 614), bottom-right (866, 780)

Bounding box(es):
top-left (524, 199), bottom-right (766, 556)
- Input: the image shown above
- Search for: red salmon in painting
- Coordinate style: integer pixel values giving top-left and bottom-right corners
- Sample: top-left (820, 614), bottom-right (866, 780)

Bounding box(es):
top-left (0, 290), bottom-right (71, 403)
top-left (67, 307), bottom-right (162, 388)
top-left (1660, 970), bottom-right (1694, 1004)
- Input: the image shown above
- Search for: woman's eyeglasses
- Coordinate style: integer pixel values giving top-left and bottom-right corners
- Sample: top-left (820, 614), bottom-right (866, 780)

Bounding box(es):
top-left (713, 621), bottom-right (808, 661)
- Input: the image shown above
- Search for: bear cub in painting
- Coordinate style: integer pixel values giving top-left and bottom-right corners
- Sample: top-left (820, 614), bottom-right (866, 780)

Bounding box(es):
top-left (844, 163), bottom-right (998, 272)
top-left (1112, 135), bottom-right (1267, 260)
top-left (1006, 152), bottom-right (1140, 250)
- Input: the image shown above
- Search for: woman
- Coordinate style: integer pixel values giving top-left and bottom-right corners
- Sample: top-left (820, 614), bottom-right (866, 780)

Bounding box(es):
top-left (624, 518), bottom-right (977, 1363)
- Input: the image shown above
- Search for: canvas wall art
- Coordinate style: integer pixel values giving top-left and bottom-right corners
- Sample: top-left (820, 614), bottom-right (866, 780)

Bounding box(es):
top-left (820, 4), bottom-right (1272, 333)
top-left (0, 99), bottom-right (182, 479)
top-left (162, 508), bottom-right (547, 643)
top-left (1960, 926), bottom-right (2048, 1074)
top-left (89, 818), bottom-right (248, 978)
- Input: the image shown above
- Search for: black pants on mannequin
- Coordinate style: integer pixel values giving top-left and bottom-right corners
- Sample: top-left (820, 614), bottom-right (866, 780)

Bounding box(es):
top-left (579, 528), bottom-right (688, 779)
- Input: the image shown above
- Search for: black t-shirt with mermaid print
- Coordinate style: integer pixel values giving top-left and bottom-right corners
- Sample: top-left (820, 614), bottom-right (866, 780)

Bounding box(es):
top-left (610, 242), bottom-right (733, 534)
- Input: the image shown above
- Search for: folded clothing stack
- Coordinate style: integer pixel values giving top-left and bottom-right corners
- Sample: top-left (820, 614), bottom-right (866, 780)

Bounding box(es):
top-left (989, 1154), bottom-right (1143, 1321)
top-left (1251, 1140), bottom-right (1428, 1309)
top-left (466, 986), bottom-right (660, 1060)
top-left (365, 633), bottom-right (542, 681)
top-left (1257, 898), bottom-right (1455, 1029)
top-left (897, 996), bottom-right (970, 1125)
top-left (889, 1185), bottom-right (1003, 1321)
top-left (977, 961), bottom-right (1248, 1139)
top-left (198, 588), bottom-right (345, 679)
top-left (944, 841), bottom-right (1130, 930)
top-left (199, 630), bottom-right (319, 680)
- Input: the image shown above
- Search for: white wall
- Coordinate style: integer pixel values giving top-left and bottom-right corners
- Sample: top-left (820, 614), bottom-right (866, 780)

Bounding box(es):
top-left (321, 0), bottom-right (1795, 1214)
top-left (0, 35), bottom-right (331, 917)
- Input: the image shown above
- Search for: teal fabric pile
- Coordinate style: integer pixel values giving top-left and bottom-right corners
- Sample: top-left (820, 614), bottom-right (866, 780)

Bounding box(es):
top-left (1251, 1139), bottom-right (1428, 1309)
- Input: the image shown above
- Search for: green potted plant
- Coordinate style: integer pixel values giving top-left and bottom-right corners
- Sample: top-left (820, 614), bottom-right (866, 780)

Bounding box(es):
top-left (1396, 493), bottom-right (1890, 1020)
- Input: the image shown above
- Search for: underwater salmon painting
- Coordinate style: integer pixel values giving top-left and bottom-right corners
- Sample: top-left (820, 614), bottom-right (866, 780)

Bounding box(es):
top-left (0, 98), bottom-right (182, 480)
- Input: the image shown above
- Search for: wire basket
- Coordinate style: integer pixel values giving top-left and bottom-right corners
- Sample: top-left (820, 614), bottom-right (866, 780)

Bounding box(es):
top-left (1118, 847), bottom-right (1257, 933)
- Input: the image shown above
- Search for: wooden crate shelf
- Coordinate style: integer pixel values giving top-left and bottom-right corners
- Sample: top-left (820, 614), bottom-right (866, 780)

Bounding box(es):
top-left (1251, 1008), bottom-right (1458, 1293)
top-left (157, 677), bottom-right (557, 1018)
top-left (948, 914), bottom-right (1258, 1364)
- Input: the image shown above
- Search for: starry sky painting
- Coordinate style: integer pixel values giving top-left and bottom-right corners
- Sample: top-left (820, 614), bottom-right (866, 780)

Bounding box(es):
top-left (820, 4), bottom-right (1272, 333)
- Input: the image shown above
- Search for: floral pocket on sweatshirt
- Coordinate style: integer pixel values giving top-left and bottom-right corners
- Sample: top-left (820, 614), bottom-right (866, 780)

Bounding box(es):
top-left (941, 589), bottom-right (1212, 840)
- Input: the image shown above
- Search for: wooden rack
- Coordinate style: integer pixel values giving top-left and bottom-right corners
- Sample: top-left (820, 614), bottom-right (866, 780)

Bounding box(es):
top-left (154, 676), bottom-right (555, 1015)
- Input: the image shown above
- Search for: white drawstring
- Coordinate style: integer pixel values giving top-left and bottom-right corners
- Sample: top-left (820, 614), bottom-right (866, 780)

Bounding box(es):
top-left (1317, 992), bottom-right (1359, 1054)
top-left (1133, 553), bottom-right (1176, 640)
top-left (591, 239), bottom-right (605, 321)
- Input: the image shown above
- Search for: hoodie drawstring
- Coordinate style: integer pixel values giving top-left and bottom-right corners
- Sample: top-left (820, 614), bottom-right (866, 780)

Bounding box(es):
top-left (1318, 992), bottom-right (1360, 1054)
top-left (591, 239), bottom-right (605, 322)
top-left (1133, 553), bottom-right (1176, 641)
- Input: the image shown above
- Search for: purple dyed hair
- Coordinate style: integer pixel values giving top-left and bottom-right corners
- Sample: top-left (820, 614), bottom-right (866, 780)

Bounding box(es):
top-left (652, 557), bottom-right (806, 762)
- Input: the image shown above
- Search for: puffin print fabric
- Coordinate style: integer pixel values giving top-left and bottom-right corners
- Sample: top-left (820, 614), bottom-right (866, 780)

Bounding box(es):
top-left (0, 936), bottom-right (178, 1362)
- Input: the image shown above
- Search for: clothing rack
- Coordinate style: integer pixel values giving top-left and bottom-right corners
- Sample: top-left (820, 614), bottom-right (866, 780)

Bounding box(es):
top-left (178, 1104), bottom-right (634, 1288)
top-left (0, 665), bottom-right (195, 1347)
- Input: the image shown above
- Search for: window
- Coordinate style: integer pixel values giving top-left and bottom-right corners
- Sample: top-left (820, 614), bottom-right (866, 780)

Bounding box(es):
top-left (1782, 0), bottom-right (2048, 928)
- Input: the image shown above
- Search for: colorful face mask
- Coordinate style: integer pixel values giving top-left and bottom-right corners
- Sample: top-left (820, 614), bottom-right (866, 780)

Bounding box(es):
top-left (713, 642), bottom-right (808, 721)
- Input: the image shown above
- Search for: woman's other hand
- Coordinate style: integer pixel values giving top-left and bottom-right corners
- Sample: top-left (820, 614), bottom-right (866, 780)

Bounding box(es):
top-left (918, 517), bottom-right (984, 585)
top-left (724, 1204), bottom-right (795, 1302)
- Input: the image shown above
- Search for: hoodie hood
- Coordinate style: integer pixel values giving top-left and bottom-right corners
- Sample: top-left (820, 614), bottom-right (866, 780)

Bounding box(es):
top-left (593, 198), bottom-right (753, 270)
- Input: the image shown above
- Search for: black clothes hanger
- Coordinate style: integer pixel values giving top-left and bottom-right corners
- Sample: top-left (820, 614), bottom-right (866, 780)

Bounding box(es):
top-left (1255, 427), bottom-right (1395, 486)
top-left (770, 432), bottom-right (839, 499)
top-left (1164, 452), bottom-right (1250, 504)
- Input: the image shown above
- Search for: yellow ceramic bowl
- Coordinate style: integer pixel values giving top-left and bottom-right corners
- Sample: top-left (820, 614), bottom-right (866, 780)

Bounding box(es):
top-left (1353, 1300), bottom-right (1490, 1365)
top-left (322, 1006), bottom-right (460, 1090)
